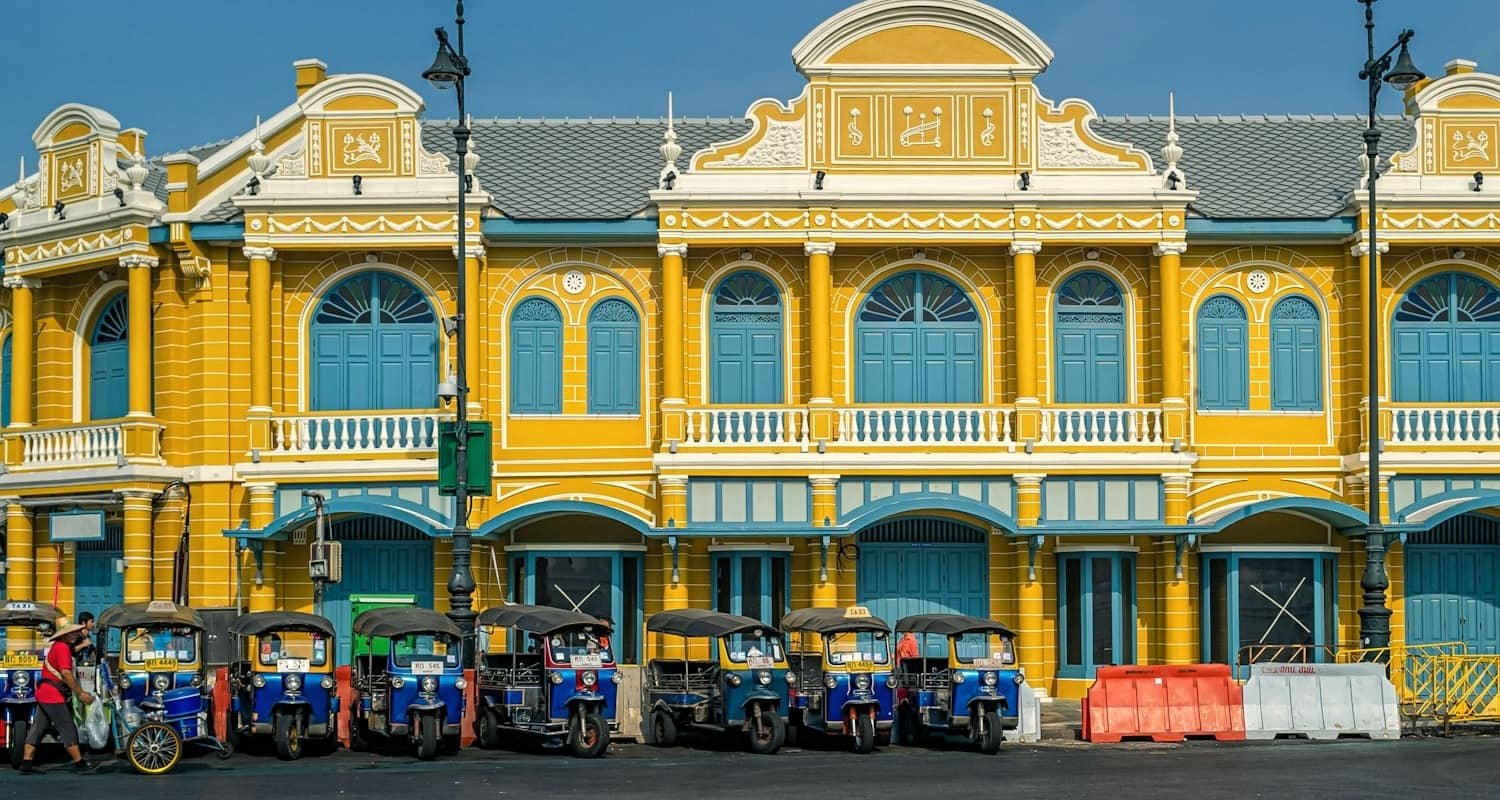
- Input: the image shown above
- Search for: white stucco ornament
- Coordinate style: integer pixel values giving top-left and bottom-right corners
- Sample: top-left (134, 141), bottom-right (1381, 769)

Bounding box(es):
top-left (562, 270), bottom-right (588, 295)
top-left (1246, 270), bottom-right (1271, 295)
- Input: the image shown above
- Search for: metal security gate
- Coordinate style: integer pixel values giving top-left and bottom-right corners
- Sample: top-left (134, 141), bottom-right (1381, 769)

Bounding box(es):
top-left (74, 523), bottom-right (125, 616)
top-left (322, 516), bottom-right (434, 662)
top-left (1406, 516), bottom-right (1500, 654)
top-left (856, 518), bottom-right (988, 642)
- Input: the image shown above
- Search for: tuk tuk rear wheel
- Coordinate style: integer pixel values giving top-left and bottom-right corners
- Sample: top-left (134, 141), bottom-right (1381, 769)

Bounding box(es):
top-left (476, 709), bottom-right (500, 749)
top-left (649, 709), bottom-right (677, 747)
top-left (415, 715), bottom-right (439, 761)
top-left (568, 711), bottom-right (610, 758)
top-left (274, 712), bottom-right (303, 761)
top-left (853, 712), bottom-right (876, 754)
top-left (8, 719), bottom-right (29, 768)
top-left (746, 707), bottom-right (785, 755)
top-left (977, 710), bottom-right (1002, 755)
top-left (126, 722), bottom-right (183, 775)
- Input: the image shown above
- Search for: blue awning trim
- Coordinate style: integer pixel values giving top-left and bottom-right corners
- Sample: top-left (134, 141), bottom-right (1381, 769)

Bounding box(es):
top-left (191, 222), bottom-right (247, 242)
top-left (148, 225), bottom-right (169, 244)
top-left (224, 495), bottom-right (452, 541)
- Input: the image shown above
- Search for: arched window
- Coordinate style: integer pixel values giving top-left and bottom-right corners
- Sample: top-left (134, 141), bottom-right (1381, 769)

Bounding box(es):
top-left (89, 294), bottom-right (130, 420)
top-left (1054, 271), bottom-right (1126, 404)
top-left (1270, 296), bottom-right (1322, 410)
top-left (1, 334), bottom-right (11, 427)
top-left (511, 297), bottom-right (563, 414)
top-left (587, 299), bottom-right (640, 414)
top-left (1393, 272), bottom-right (1500, 402)
top-left (1196, 295), bottom-right (1248, 410)
top-left (710, 271), bottom-right (783, 404)
top-left (310, 272), bottom-right (437, 410)
top-left (854, 271), bottom-right (980, 403)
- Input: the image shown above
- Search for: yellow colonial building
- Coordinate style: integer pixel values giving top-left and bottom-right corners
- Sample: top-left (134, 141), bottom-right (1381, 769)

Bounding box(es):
top-left (4, 0), bottom-right (1500, 697)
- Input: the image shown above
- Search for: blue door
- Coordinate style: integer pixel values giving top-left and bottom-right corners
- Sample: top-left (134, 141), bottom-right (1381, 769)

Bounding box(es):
top-left (76, 524), bottom-right (126, 651)
top-left (310, 272), bottom-right (438, 411)
top-left (1406, 516), bottom-right (1500, 654)
top-left (1054, 272), bottom-right (1126, 404)
top-left (323, 516), bottom-right (435, 663)
top-left (1393, 272), bottom-right (1500, 402)
top-left (89, 294), bottom-right (130, 420)
top-left (857, 518), bottom-right (987, 655)
top-left (854, 272), bottom-right (980, 403)
top-left (710, 272), bottom-right (783, 404)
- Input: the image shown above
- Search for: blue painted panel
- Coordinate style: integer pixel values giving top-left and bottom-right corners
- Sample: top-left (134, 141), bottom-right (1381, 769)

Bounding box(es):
top-left (1393, 273), bottom-right (1500, 402)
top-left (1270, 297), bottom-right (1322, 410)
top-left (1196, 296), bottom-right (1248, 410)
top-left (2, 335), bottom-right (11, 428)
top-left (854, 272), bottom-right (980, 404)
top-left (1054, 272), bottom-right (1126, 404)
top-left (588, 299), bottom-right (640, 414)
top-left (323, 529), bottom-right (434, 664)
top-left (710, 272), bottom-right (783, 405)
top-left (856, 519), bottom-right (987, 652)
top-left (310, 273), bottom-right (437, 411)
top-left (76, 524), bottom-right (125, 649)
top-left (511, 298), bottom-right (563, 413)
top-left (88, 293), bottom-right (131, 420)
top-left (1407, 531), bottom-right (1500, 653)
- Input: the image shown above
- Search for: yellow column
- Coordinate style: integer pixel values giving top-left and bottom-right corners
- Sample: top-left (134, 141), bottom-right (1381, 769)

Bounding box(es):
top-left (153, 492), bottom-right (184, 602)
top-left (464, 248), bottom-right (483, 412)
top-left (4, 499), bottom-right (35, 647)
top-left (1013, 475), bottom-right (1045, 679)
top-left (1010, 243), bottom-right (1042, 442)
top-left (806, 242), bottom-right (835, 442)
top-left (810, 476), bottom-right (839, 607)
top-left (659, 244), bottom-right (687, 443)
top-left (245, 247), bottom-right (275, 412)
top-left (247, 483), bottom-right (279, 612)
top-left (122, 255), bottom-right (158, 417)
top-left (1154, 242), bottom-right (1188, 443)
top-left (121, 490), bottom-right (157, 603)
top-left (4, 278), bottom-right (38, 428)
top-left (1161, 474), bottom-right (1193, 664)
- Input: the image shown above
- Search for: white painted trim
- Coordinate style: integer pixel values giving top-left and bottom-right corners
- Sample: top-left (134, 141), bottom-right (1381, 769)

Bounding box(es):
top-left (708, 543), bottom-right (795, 553)
top-left (0, 465), bottom-right (184, 491)
top-left (72, 280), bottom-right (129, 424)
top-left (503, 544), bottom-right (648, 553)
top-left (696, 261), bottom-right (795, 406)
top-left (1198, 545), bottom-right (1340, 554)
top-left (1053, 544), bottom-right (1139, 553)
top-left (655, 450), bottom-right (1197, 472)
top-left (234, 459), bottom-right (437, 480)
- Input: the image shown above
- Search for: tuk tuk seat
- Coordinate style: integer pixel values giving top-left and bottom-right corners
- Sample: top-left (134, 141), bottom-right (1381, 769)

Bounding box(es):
top-left (897, 657), bottom-right (952, 690)
top-left (478, 652), bottom-right (543, 687)
top-left (648, 659), bottom-right (719, 694)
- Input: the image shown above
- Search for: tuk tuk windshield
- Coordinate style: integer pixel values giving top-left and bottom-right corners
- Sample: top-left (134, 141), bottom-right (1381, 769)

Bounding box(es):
top-left (825, 630), bottom-right (891, 668)
top-left (257, 631), bottom-right (331, 668)
top-left (122, 626), bottom-right (199, 665)
top-left (1, 626), bottom-right (47, 660)
top-left (953, 633), bottom-right (1016, 666)
top-left (722, 633), bottom-right (785, 665)
top-left (545, 630), bottom-right (615, 666)
top-left (391, 634), bottom-right (460, 670)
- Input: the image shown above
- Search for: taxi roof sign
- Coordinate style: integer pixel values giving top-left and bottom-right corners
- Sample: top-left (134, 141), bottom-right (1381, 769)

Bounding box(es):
top-left (843, 606), bottom-right (872, 619)
top-left (146, 601), bottom-right (179, 614)
top-left (4, 602), bottom-right (37, 612)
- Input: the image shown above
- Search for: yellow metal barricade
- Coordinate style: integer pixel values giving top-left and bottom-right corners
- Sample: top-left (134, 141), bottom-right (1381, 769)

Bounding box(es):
top-left (1336, 642), bottom-right (1468, 722)
top-left (1432, 655), bottom-right (1500, 729)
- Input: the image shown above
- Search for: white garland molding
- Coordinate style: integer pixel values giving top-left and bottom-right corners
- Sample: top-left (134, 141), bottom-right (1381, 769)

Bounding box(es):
top-left (266, 214), bottom-right (459, 235)
top-left (5, 228), bottom-right (141, 267)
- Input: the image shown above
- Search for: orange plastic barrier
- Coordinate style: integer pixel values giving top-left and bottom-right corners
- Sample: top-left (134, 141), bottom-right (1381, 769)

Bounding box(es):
top-left (336, 665), bottom-right (355, 748)
top-left (459, 668), bottom-right (477, 747)
top-left (212, 666), bottom-right (230, 741)
top-left (1083, 664), bottom-right (1246, 743)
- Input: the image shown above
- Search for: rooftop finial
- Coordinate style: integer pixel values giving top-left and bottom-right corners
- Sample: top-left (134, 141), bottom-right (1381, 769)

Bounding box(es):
top-left (659, 91), bottom-right (682, 190)
top-left (1161, 92), bottom-right (1186, 190)
top-left (463, 113), bottom-right (480, 190)
top-left (247, 115), bottom-right (271, 181)
top-left (125, 141), bottom-right (149, 192)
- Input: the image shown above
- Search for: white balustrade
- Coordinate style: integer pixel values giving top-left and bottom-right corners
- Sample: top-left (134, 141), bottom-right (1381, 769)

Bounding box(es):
top-left (1040, 407), bottom-right (1164, 446)
top-left (20, 423), bottom-right (125, 467)
top-left (683, 407), bottom-right (809, 449)
top-left (1389, 406), bottom-right (1500, 445)
top-left (270, 412), bottom-right (449, 455)
top-left (835, 407), bottom-right (1013, 446)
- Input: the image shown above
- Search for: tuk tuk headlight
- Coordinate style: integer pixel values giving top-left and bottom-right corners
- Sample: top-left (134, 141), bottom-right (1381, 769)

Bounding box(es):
top-left (855, 674), bottom-right (871, 691)
top-left (549, 672), bottom-right (563, 685)
top-left (824, 675), bottom-right (837, 689)
top-left (390, 676), bottom-right (406, 689)
top-left (982, 671), bottom-right (997, 687)
top-left (885, 676), bottom-right (897, 688)
top-left (454, 677), bottom-right (468, 691)
top-left (1013, 673), bottom-right (1026, 686)
top-left (728, 674), bottom-right (742, 687)
top-left (190, 675), bottom-right (203, 688)
top-left (117, 674), bottom-right (132, 690)
top-left (153, 675), bottom-right (170, 691)
top-left (581, 670), bottom-right (597, 688)
top-left (951, 672), bottom-right (965, 685)
top-left (784, 672), bottom-right (797, 687)
top-left (251, 674), bottom-right (266, 688)
top-left (12, 671), bottom-right (29, 689)
top-left (609, 672), bottom-right (621, 685)
top-left (420, 677), bottom-right (437, 694)
top-left (285, 674), bottom-right (303, 692)
top-left (321, 676), bottom-right (336, 690)
top-left (757, 671), bottom-right (772, 687)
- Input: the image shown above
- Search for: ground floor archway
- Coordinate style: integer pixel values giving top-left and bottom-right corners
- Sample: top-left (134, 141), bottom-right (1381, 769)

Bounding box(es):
top-left (855, 517), bottom-right (989, 653)
top-left (321, 514), bottom-right (435, 662)
top-left (1405, 513), bottom-right (1500, 653)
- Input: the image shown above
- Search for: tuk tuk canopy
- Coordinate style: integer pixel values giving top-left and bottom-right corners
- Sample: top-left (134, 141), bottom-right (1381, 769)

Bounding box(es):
top-left (781, 608), bottom-right (891, 635)
top-left (97, 602), bottom-right (207, 631)
top-left (352, 607), bottom-right (461, 639)
top-left (0, 602), bottom-right (66, 630)
top-left (477, 604), bottom-right (611, 635)
top-left (229, 611), bottom-right (337, 638)
top-left (894, 614), bottom-right (1017, 639)
top-left (647, 608), bottom-right (779, 638)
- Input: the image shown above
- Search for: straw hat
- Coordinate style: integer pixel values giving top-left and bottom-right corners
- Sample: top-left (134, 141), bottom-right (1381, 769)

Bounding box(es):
top-left (49, 616), bottom-right (86, 642)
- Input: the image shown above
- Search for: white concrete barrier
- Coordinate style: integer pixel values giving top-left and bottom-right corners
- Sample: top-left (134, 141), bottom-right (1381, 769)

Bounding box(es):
top-left (1243, 663), bottom-right (1400, 741)
top-left (1017, 685), bottom-right (1042, 743)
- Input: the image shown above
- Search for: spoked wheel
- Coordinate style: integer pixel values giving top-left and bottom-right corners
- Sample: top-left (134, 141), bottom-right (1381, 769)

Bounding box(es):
top-left (568, 711), bottom-right (610, 758)
top-left (126, 722), bottom-right (183, 775)
top-left (976, 709), bottom-right (1002, 755)
top-left (746, 705), bottom-right (786, 755)
top-left (476, 709), bottom-right (500, 749)
top-left (415, 715), bottom-right (439, 761)
top-left (9, 719), bottom-right (29, 769)
top-left (275, 713), bottom-right (303, 760)
top-left (853, 711), bottom-right (876, 754)
top-left (650, 709), bottom-right (677, 748)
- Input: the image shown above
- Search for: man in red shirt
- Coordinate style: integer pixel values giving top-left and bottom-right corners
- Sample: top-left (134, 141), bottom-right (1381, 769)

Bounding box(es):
top-left (19, 619), bottom-right (99, 775)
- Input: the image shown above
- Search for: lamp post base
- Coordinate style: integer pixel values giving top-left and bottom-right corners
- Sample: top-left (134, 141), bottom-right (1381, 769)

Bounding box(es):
top-left (1357, 523), bottom-right (1393, 657)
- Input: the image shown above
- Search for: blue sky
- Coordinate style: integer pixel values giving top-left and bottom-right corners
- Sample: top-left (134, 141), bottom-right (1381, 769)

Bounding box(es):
top-left (3, 0), bottom-right (1496, 162)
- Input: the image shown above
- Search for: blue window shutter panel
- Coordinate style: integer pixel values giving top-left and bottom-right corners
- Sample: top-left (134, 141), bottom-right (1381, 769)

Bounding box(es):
top-left (709, 272), bottom-right (783, 405)
top-left (1, 335), bottom-right (11, 428)
top-left (854, 271), bottom-right (981, 404)
top-left (1223, 322), bottom-right (1247, 407)
top-left (1392, 272), bottom-right (1500, 402)
top-left (1295, 324), bottom-right (1321, 409)
top-left (88, 294), bottom-right (130, 420)
top-left (310, 272), bottom-right (438, 411)
top-left (587, 299), bottom-right (640, 414)
top-left (1197, 296), bottom-right (1248, 410)
top-left (1054, 272), bottom-right (1127, 403)
top-left (511, 298), bottom-right (563, 413)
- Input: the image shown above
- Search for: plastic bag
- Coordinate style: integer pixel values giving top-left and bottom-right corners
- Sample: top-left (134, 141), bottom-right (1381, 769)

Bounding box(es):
top-left (80, 697), bottom-right (111, 751)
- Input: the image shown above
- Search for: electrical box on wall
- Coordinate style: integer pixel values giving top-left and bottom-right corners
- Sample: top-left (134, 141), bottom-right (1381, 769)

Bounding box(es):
top-left (310, 540), bottom-right (342, 583)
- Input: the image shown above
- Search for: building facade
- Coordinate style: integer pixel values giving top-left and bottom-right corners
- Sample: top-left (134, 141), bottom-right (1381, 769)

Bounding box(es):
top-left (4, 0), bottom-right (1500, 697)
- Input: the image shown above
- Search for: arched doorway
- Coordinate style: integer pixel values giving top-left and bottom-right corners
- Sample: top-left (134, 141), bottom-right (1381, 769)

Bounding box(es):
top-left (1406, 513), bottom-right (1500, 653)
top-left (854, 271), bottom-right (981, 403)
top-left (89, 293), bottom-right (130, 420)
top-left (1054, 271), bottom-right (1126, 404)
top-left (310, 271), bottom-right (438, 411)
top-left (710, 271), bottom-right (784, 404)
top-left (855, 517), bottom-right (988, 639)
top-left (321, 515), bottom-right (435, 661)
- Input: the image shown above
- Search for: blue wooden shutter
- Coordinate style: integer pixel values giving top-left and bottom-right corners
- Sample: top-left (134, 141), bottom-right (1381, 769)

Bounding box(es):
top-left (511, 298), bottom-right (563, 413)
top-left (89, 294), bottom-right (130, 420)
top-left (588, 299), bottom-right (640, 413)
top-left (311, 272), bottom-right (437, 411)
top-left (709, 272), bottom-right (783, 404)
top-left (854, 271), bottom-right (980, 404)
top-left (1196, 296), bottom-right (1248, 409)
top-left (1055, 272), bottom-right (1127, 403)
top-left (1, 335), bottom-right (11, 428)
top-left (1270, 296), bottom-right (1321, 410)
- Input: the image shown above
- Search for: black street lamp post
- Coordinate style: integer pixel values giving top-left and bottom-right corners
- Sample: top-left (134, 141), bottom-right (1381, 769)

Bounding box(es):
top-left (423, 1), bottom-right (477, 665)
top-left (1356, 0), bottom-right (1424, 652)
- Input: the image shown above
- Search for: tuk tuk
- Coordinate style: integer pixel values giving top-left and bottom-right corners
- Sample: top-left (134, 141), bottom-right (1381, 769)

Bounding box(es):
top-left (782, 606), bottom-right (894, 753)
top-left (227, 611), bottom-right (339, 760)
top-left (474, 603), bottom-right (617, 758)
top-left (645, 609), bottom-right (790, 754)
top-left (892, 614), bottom-right (1023, 754)
top-left (96, 601), bottom-right (234, 774)
top-left (348, 607), bottom-right (465, 760)
top-left (1, 602), bottom-right (64, 767)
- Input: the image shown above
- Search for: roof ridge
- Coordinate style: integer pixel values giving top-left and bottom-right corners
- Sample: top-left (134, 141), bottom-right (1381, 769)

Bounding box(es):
top-left (147, 136), bottom-right (237, 164)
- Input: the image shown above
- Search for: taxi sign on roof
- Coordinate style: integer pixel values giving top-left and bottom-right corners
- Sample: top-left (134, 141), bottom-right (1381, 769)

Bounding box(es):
top-left (844, 606), bottom-right (871, 619)
top-left (4, 602), bottom-right (37, 612)
top-left (146, 601), bottom-right (179, 614)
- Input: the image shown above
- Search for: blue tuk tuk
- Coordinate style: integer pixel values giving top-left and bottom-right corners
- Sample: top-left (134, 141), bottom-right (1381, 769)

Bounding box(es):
top-left (97, 601), bottom-right (234, 774)
top-left (228, 611), bottom-right (339, 760)
top-left (348, 607), bottom-right (465, 760)
top-left (645, 609), bottom-right (791, 754)
top-left (475, 603), bottom-right (617, 758)
top-left (782, 606), bottom-right (894, 753)
top-left (892, 614), bottom-right (1023, 754)
top-left (1, 602), bottom-right (64, 768)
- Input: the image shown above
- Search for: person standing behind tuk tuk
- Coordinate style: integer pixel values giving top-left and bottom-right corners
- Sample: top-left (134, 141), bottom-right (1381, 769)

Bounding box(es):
top-left (73, 612), bottom-right (98, 666)
top-left (896, 632), bottom-right (920, 662)
top-left (18, 620), bottom-right (100, 774)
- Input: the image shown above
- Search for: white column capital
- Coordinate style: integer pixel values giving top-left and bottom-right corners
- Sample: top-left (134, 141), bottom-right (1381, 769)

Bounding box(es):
top-left (1008, 241), bottom-right (1043, 257)
top-left (118, 489), bottom-right (161, 504)
top-left (804, 241), bottom-right (837, 257)
top-left (1350, 241), bottom-right (1391, 258)
top-left (657, 475), bottom-right (689, 490)
top-left (809, 474), bottom-right (841, 491)
top-left (1013, 473), bottom-right (1046, 488)
top-left (2, 276), bottom-right (42, 290)
top-left (1162, 473), bottom-right (1193, 489)
top-left (119, 254), bottom-right (159, 270)
top-left (1153, 241), bottom-right (1189, 257)
top-left (242, 246), bottom-right (278, 262)
top-left (657, 243), bottom-right (689, 259)
top-left (452, 242), bottom-right (486, 261)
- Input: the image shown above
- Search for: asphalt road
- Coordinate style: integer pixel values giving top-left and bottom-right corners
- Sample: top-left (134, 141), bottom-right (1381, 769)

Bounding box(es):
top-left (6, 736), bottom-right (1499, 799)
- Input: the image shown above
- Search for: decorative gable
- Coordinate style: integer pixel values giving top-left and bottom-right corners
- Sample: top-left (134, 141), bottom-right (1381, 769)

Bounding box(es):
top-left (1389, 61), bottom-right (1500, 181)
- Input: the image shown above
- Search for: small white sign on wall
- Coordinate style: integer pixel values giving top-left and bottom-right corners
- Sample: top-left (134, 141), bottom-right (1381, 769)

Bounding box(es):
top-left (50, 510), bottom-right (106, 543)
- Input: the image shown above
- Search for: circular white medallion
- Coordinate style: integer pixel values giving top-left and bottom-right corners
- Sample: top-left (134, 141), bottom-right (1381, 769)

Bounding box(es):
top-left (1246, 270), bottom-right (1271, 294)
top-left (814, 214), bottom-right (827, 226)
top-left (562, 270), bottom-right (587, 295)
top-left (1019, 215), bottom-right (1032, 226)
top-left (1168, 215), bottom-right (1181, 227)
top-left (664, 215), bottom-right (677, 226)
top-left (250, 219), bottom-right (263, 231)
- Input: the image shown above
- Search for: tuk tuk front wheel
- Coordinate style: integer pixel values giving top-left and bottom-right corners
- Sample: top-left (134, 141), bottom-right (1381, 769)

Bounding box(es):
top-left (476, 709), bottom-right (500, 749)
top-left (126, 722), bottom-right (183, 775)
top-left (8, 719), bottom-right (29, 768)
top-left (274, 712), bottom-right (303, 761)
top-left (414, 715), bottom-right (439, 761)
top-left (977, 709), bottom-right (1002, 755)
top-left (853, 712), bottom-right (876, 754)
top-left (649, 709), bottom-right (677, 747)
top-left (568, 711), bottom-right (610, 758)
top-left (746, 707), bottom-right (785, 755)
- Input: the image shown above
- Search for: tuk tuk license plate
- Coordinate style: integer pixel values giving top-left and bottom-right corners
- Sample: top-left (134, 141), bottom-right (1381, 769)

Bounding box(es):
top-left (2, 653), bottom-right (40, 669)
top-left (972, 659), bottom-right (1003, 669)
top-left (571, 654), bottom-right (603, 669)
top-left (845, 660), bottom-right (875, 672)
top-left (748, 656), bottom-right (775, 669)
top-left (145, 658), bottom-right (180, 672)
top-left (277, 658), bottom-right (310, 673)
top-left (411, 661), bottom-right (444, 676)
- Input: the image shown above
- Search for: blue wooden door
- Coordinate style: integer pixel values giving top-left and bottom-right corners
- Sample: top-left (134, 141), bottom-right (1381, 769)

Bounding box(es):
top-left (1406, 520), bottom-right (1500, 654)
top-left (857, 518), bottom-right (987, 655)
top-left (76, 525), bottom-right (126, 650)
top-left (711, 272), bottom-right (783, 404)
top-left (854, 272), bottom-right (980, 403)
top-left (311, 273), bottom-right (438, 411)
top-left (1055, 272), bottom-right (1126, 404)
top-left (324, 518), bottom-right (435, 663)
top-left (89, 294), bottom-right (130, 420)
top-left (1393, 273), bottom-right (1500, 402)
